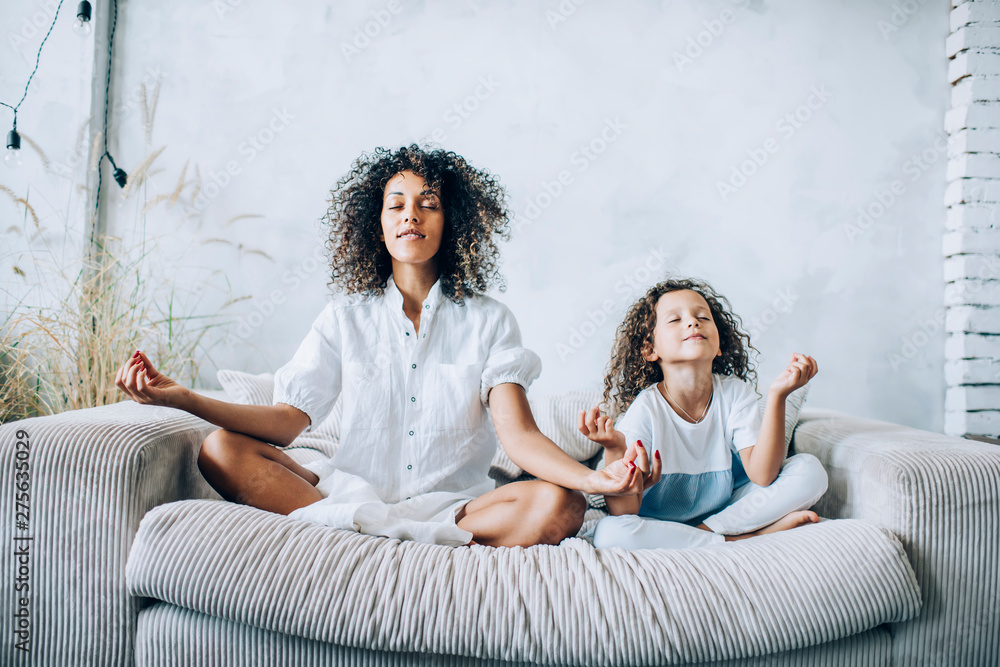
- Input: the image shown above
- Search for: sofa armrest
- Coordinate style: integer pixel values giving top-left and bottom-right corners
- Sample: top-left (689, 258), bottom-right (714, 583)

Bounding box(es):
top-left (0, 402), bottom-right (217, 667)
top-left (793, 408), bottom-right (1000, 667)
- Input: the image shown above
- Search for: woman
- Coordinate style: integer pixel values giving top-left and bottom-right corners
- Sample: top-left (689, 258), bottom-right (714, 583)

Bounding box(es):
top-left (115, 145), bottom-right (650, 548)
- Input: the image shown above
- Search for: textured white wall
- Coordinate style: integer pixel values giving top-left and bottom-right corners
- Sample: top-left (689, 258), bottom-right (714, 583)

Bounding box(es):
top-left (3, 1), bottom-right (951, 431)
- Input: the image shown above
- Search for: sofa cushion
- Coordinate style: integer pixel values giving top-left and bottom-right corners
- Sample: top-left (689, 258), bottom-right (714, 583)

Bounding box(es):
top-left (126, 500), bottom-right (920, 666)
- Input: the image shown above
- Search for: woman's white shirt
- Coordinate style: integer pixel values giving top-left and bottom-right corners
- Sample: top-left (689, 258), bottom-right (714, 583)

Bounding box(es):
top-left (273, 275), bottom-right (541, 504)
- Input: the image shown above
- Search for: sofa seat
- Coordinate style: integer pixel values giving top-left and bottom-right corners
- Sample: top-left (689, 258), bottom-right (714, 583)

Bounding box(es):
top-left (126, 499), bottom-right (920, 667)
top-left (134, 602), bottom-right (896, 667)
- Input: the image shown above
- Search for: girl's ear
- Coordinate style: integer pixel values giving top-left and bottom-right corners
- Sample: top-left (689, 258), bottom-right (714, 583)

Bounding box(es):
top-left (641, 340), bottom-right (658, 363)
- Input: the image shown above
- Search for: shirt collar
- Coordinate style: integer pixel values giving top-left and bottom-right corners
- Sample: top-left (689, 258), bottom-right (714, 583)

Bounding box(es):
top-left (385, 274), bottom-right (444, 313)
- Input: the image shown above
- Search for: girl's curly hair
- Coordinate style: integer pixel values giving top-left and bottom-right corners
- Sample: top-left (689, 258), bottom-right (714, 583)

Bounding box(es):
top-left (322, 145), bottom-right (510, 303)
top-left (602, 277), bottom-right (758, 418)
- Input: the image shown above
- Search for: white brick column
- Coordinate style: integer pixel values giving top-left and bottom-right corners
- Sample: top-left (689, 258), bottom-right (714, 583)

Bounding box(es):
top-left (945, 0), bottom-right (1000, 437)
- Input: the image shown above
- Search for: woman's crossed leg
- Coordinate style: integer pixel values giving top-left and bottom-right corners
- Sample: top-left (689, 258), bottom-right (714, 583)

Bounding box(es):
top-left (198, 429), bottom-right (587, 548)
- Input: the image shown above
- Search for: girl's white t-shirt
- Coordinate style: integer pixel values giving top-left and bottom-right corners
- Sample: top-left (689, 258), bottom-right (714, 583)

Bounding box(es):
top-left (273, 275), bottom-right (542, 505)
top-left (614, 374), bottom-right (762, 524)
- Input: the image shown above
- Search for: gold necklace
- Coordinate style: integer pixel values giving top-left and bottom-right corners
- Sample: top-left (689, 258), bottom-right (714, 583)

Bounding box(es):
top-left (661, 381), bottom-right (712, 424)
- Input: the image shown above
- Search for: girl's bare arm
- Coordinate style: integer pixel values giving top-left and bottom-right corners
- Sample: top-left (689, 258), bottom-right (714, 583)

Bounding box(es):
top-left (577, 406), bottom-right (659, 515)
top-left (741, 353), bottom-right (818, 486)
top-left (115, 350), bottom-right (310, 447)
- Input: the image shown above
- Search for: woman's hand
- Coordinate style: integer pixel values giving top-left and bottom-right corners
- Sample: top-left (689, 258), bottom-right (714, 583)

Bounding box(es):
top-left (584, 440), bottom-right (662, 496)
top-left (578, 406), bottom-right (627, 452)
top-left (115, 350), bottom-right (188, 408)
top-left (769, 353), bottom-right (818, 398)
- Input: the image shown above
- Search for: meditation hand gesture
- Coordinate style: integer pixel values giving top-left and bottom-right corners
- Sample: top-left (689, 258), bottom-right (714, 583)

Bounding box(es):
top-left (578, 406), bottom-right (627, 452)
top-left (595, 439), bottom-right (662, 494)
top-left (115, 351), bottom-right (186, 408)
top-left (579, 406), bottom-right (661, 495)
top-left (769, 353), bottom-right (818, 398)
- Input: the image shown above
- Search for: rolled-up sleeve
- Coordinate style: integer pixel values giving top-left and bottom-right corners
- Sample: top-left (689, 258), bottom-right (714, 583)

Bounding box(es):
top-left (273, 302), bottom-right (342, 431)
top-left (728, 380), bottom-right (762, 452)
top-left (480, 303), bottom-right (542, 405)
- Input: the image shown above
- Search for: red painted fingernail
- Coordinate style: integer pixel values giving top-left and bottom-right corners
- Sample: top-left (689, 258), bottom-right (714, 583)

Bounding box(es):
top-left (655, 450), bottom-right (661, 460)
top-left (133, 351), bottom-right (140, 358)
top-left (628, 461), bottom-right (636, 470)
top-left (636, 440), bottom-right (644, 448)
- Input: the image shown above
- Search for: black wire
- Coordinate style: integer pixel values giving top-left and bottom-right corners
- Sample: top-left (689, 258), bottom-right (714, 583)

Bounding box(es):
top-left (94, 0), bottom-right (120, 230)
top-left (1, 0), bottom-right (67, 131)
top-left (101, 0), bottom-right (119, 171)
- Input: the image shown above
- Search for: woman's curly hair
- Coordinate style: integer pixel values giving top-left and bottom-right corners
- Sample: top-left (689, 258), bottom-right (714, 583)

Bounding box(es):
top-left (322, 145), bottom-right (510, 303)
top-left (602, 277), bottom-right (758, 418)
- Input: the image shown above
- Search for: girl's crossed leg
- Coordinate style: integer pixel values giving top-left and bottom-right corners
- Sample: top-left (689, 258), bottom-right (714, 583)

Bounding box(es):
top-left (594, 453), bottom-right (829, 550)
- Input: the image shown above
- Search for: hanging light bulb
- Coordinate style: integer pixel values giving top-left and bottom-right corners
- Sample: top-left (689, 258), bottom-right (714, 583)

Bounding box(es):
top-left (4, 130), bottom-right (22, 169)
top-left (113, 167), bottom-right (128, 188)
top-left (73, 1), bottom-right (92, 36)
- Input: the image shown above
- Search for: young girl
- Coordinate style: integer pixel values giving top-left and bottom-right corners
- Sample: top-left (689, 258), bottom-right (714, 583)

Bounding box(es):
top-left (115, 145), bottom-right (645, 548)
top-left (578, 277), bottom-right (829, 550)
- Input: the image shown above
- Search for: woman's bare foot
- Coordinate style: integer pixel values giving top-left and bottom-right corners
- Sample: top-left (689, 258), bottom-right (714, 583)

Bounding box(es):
top-left (723, 510), bottom-right (820, 542)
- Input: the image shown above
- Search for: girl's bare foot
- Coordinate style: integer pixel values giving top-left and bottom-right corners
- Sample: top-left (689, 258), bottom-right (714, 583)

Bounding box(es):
top-left (723, 510), bottom-right (820, 542)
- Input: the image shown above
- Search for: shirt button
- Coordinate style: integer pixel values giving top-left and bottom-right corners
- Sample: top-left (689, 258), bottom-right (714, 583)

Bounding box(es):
top-left (424, 304), bottom-right (430, 309)
top-left (411, 396), bottom-right (416, 402)
top-left (409, 430), bottom-right (414, 436)
top-left (422, 334), bottom-right (426, 338)
top-left (406, 497), bottom-right (411, 500)
top-left (405, 332), bottom-right (410, 336)
top-left (411, 363), bottom-right (416, 369)
top-left (407, 464), bottom-right (413, 470)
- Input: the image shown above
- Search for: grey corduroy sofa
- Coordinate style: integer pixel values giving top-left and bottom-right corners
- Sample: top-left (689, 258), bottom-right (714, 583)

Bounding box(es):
top-left (1, 395), bottom-right (997, 666)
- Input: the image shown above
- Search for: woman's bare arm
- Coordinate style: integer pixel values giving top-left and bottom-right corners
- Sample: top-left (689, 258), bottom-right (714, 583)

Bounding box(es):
top-left (115, 350), bottom-right (310, 447)
top-left (488, 383), bottom-right (651, 496)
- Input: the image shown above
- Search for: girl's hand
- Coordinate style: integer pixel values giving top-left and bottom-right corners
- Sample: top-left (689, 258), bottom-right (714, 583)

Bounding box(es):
top-left (769, 353), bottom-right (818, 398)
top-left (584, 440), bottom-right (662, 496)
top-left (578, 406), bottom-right (627, 452)
top-left (115, 350), bottom-right (188, 409)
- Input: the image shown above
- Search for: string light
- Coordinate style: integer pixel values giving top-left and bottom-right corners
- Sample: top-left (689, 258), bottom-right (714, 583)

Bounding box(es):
top-left (1, 0), bottom-right (66, 169)
top-left (1, 0), bottom-right (128, 221)
top-left (73, 1), bottom-right (93, 37)
top-left (5, 130), bottom-right (22, 168)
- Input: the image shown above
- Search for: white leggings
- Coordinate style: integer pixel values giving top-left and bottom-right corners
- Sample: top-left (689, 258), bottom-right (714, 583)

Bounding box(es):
top-left (593, 453), bottom-right (829, 550)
